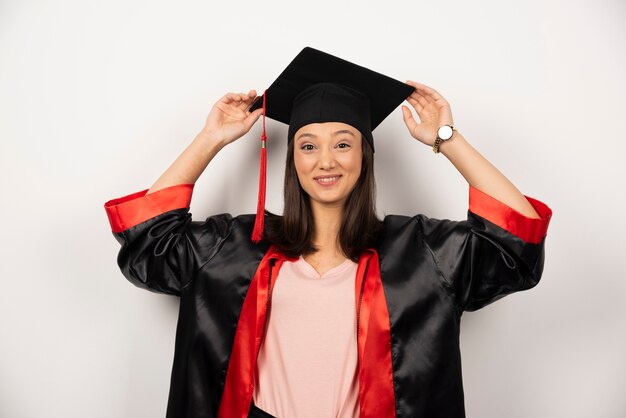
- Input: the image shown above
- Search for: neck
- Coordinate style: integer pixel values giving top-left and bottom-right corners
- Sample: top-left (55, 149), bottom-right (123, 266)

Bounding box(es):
top-left (310, 199), bottom-right (344, 253)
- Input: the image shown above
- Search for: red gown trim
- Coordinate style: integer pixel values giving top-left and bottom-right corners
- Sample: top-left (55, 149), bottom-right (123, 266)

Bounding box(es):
top-left (104, 183), bottom-right (194, 233)
top-left (217, 245), bottom-right (297, 418)
top-left (355, 249), bottom-right (396, 418)
top-left (218, 247), bottom-right (397, 418)
top-left (469, 185), bottom-right (552, 244)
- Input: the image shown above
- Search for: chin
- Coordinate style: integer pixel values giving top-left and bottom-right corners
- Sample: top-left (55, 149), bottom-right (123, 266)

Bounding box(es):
top-left (310, 194), bottom-right (348, 206)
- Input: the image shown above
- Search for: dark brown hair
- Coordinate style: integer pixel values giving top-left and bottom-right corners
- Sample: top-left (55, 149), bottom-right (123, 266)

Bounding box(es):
top-left (262, 134), bottom-right (383, 262)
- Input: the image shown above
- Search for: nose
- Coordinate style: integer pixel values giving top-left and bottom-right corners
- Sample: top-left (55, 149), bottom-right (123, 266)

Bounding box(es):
top-left (319, 147), bottom-right (336, 170)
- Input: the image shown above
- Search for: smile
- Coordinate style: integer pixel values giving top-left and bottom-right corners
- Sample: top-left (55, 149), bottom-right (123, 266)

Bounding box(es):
top-left (315, 175), bottom-right (341, 186)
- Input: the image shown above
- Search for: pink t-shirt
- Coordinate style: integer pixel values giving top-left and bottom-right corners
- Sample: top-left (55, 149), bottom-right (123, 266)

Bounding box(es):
top-left (252, 255), bottom-right (360, 418)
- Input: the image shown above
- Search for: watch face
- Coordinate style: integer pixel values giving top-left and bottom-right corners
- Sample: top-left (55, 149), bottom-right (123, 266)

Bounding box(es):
top-left (438, 125), bottom-right (453, 140)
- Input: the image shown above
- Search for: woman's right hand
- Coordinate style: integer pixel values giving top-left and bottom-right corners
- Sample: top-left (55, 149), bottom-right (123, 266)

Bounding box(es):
top-left (201, 90), bottom-right (264, 147)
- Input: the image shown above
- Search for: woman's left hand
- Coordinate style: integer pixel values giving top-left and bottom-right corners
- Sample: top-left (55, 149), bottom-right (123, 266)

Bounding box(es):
top-left (401, 80), bottom-right (454, 147)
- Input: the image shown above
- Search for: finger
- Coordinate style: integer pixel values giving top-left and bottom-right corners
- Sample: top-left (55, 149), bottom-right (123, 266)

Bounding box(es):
top-left (407, 88), bottom-right (435, 111)
top-left (407, 94), bottom-right (426, 110)
top-left (408, 88), bottom-right (429, 103)
top-left (218, 93), bottom-right (232, 104)
top-left (241, 91), bottom-right (259, 102)
top-left (410, 92), bottom-right (432, 115)
top-left (243, 108), bottom-right (264, 130)
top-left (408, 86), bottom-right (435, 106)
top-left (219, 92), bottom-right (240, 104)
top-left (236, 93), bottom-right (252, 110)
top-left (239, 94), bottom-right (260, 111)
top-left (405, 80), bottom-right (427, 93)
top-left (401, 105), bottom-right (419, 132)
top-left (225, 92), bottom-right (243, 104)
top-left (406, 80), bottom-right (446, 103)
top-left (244, 90), bottom-right (259, 105)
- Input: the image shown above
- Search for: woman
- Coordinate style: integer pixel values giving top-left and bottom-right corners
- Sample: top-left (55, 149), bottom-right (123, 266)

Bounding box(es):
top-left (104, 51), bottom-right (552, 418)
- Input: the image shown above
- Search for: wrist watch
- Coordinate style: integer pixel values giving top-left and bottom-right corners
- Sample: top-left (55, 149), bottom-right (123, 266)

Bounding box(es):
top-left (432, 124), bottom-right (457, 153)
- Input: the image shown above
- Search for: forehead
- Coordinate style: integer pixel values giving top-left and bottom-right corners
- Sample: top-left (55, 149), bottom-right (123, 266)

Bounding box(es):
top-left (294, 122), bottom-right (361, 140)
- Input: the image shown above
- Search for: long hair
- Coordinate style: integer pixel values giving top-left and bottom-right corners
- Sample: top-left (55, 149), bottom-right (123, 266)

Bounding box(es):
top-left (262, 134), bottom-right (383, 262)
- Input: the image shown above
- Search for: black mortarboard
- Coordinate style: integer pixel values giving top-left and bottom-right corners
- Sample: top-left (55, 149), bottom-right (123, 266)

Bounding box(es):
top-left (249, 46), bottom-right (415, 152)
top-left (248, 46), bottom-right (415, 243)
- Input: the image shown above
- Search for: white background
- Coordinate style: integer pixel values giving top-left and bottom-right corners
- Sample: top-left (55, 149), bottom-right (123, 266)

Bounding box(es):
top-left (1, 0), bottom-right (625, 417)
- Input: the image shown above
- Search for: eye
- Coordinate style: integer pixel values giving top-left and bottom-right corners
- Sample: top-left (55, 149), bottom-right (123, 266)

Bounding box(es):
top-left (300, 144), bottom-right (315, 151)
top-left (337, 142), bottom-right (351, 149)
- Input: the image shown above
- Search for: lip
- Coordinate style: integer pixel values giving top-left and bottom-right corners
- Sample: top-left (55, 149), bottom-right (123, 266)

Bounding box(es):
top-left (314, 175), bottom-right (341, 186)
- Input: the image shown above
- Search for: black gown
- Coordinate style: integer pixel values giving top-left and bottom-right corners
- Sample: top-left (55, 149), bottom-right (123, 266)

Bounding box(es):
top-left (104, 182), bottom-right (552, 418)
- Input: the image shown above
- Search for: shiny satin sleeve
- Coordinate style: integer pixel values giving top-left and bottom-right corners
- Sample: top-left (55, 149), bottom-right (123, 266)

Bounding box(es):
top-left (104, 183), bottom-right (232, 296)
top-left (420, 185), bottom-right (553, 312)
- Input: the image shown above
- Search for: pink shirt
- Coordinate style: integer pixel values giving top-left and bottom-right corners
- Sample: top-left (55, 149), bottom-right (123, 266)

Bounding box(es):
top-left (252, 255), bottom-right (360, 418)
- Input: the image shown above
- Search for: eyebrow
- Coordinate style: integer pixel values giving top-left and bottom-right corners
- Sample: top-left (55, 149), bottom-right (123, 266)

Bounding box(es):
top-left (296, 130), bottom-right (356, 141)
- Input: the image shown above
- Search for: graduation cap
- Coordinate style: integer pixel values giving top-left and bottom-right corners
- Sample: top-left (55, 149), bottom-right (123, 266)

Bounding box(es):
top-left (248, 46), bottom-right (415, 243)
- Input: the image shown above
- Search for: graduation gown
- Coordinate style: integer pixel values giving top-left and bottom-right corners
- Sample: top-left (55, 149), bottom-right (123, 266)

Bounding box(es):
top-left (104, 183), bottom-right (552, 418)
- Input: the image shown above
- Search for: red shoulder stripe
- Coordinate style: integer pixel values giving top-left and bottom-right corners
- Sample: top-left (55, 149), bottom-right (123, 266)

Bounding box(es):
top-left (104, 183), bottom-right (194, 233)
top-left (469, 185), bottom-right (552, 244)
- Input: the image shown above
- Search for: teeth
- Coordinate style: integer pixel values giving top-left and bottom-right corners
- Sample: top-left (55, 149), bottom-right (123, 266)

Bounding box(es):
top-left (317, 176), bottom-right (339, 183)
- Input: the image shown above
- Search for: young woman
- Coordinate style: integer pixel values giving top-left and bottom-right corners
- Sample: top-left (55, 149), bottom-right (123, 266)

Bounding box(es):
top-left (104, 50), bottom-right (552, 418)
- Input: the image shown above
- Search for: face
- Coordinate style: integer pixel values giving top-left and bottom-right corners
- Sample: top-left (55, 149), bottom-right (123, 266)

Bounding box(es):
top-left (293, 121), bottom-right (363, 210)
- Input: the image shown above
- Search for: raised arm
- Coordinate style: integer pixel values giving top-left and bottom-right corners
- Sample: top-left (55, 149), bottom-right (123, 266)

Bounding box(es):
top-left (401, 80), bottom-right (540, 219)
top-left (147, 90), bottom-right (265, 194)
top-left (104, 90), bottom-right (264, 295)
top-left (400, 81), bottom-right (552, 312)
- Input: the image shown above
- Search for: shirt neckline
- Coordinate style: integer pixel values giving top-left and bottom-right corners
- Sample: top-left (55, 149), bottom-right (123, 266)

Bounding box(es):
top-left (296, 255), bottom-right (356, 279)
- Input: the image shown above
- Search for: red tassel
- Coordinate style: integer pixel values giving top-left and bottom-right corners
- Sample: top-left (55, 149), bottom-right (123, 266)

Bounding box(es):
top-left (251, 90), bottom-right (268, 243)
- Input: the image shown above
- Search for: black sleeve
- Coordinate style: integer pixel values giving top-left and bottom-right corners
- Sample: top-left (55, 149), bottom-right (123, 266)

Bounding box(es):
top-left (104, 183), bottom-right (232, 296)
top-left (420, 185), bottom-right (553, 312)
